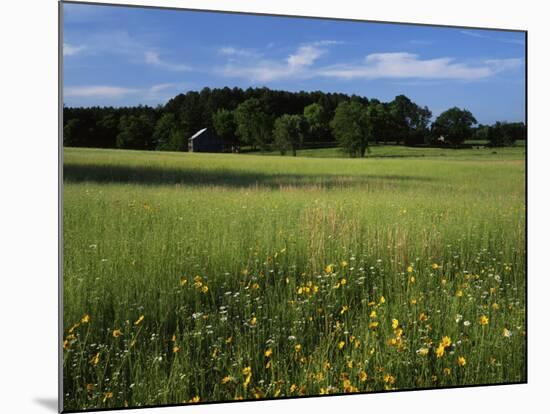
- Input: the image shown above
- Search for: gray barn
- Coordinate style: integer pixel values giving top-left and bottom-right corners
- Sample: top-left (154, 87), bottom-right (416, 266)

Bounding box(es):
top-left (188, 128), bottom-right (225, 153)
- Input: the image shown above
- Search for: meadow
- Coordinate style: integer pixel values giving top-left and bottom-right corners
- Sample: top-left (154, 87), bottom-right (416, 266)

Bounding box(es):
top-left (62, 146), bottom-right (526, 411)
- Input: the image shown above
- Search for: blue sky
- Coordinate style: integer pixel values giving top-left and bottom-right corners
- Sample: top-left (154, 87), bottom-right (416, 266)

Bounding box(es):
top-left (63, 2), bottom-right (526, 124)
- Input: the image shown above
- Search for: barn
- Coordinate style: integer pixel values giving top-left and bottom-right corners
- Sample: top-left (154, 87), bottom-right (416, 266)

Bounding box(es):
top-left (188, 128), bottom-right (225, 153)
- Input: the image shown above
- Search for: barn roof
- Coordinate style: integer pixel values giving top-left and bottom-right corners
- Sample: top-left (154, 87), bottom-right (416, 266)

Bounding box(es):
top-left (189, 128), bottom-right (208, 141)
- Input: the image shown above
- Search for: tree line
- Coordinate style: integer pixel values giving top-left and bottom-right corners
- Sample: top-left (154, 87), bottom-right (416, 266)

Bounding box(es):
top-left (63, 86), bottom-right (526, 156)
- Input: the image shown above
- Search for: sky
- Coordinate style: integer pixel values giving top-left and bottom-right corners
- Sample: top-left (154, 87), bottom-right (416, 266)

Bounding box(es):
top-left (62, 2), bottom-right (526, 124)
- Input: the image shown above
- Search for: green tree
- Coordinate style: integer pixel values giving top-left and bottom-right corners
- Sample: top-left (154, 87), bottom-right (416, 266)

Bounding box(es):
top-left (273, 114), bottom-right (305, 156)
top-left (487, 122), bottom-right (517, 147)
top-left (212, 109), bottom-right (237, 147)
top-left (153, 113), bottom-right (182, 151)
top-left (330, 101), bottom-right (370, 157)
top-left (234, 98), bottom-right (273, 151)
top-left (303, 103), bottom-right (329, 142)
top-left (389, 95), bottom-right (432, 145)
top-left (116, 114), bottom-right (155, 149)
top-left (431, 107), bottom-right (477, 147)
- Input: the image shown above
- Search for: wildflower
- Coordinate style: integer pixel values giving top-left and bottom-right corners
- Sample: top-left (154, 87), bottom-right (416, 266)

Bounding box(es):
top-left (358, 371), bottom-right (368, 382)
top-left (340, 305), bottom-right (349, 315)
top-left (419, 313), bottom-right (428, 322)
top-left (407, 266), bottom-right (413, 273)
top-left (410, 298), bottom-right (417, 305)
top-left (243, 366), bottom-right (252, 388)
top-left (221, 376), bottom-right (233, 384)
top-left (265, 348), bottom-right (273, 358)
top-left (102, 392), bottom-right (113, 403)
top-left (325, 264), bottom-right (334, 273)
top-left (134, 315), bottom-right (144, 326)
top-left (436, 344), bottom-right (445, 358)
top-left (225, 336), bottom-right (233, 344)
top-left (173, 346), bottom-right (180, 354)
top-left (180, 277), bottom-right (187, 286)
top-left (172, 334), bottom-right (176, 342)
top-left (90, 352), bottom-right (100, 366)
top-left (340, 278), bottom-right (347, 286)
top-left (341, 260), bottom-right (348, 268)
top-left (294, 344), bottom-right (302, 353)
top-left (392, 319), bottom-right (399, 330)
top-left (338, 341), bottom-right (345, 350)
top-left (81, 314), bottom-right (91, 324)
top-left (290, 384), bottom-right (298, 393)
top-left (441, 336), bottom-right (452, 348)
top-left (368, 321), bottom-right (379, 330)
top-left (479, 315), bottom-right (489, 326)
top-left (416, 347), bottom-right (429, 357)
top-left (457, 356), bottom-right (466, 367)
top-left (463, 320), bottom-right (471, 327)
top-left (63, 339), bottom-right (70, 350)
top-left (379, 296), bottom-right (386, 304)
top-left (431, 263), bottom-right (439, 270)
top-left (369, 310), bottom-right (377, 318)
top-left (250, 316), bottom-right (257, 326)
top-left (266, 360), bottom-right (272, 369)
top-left (503, 328), bottom-right (512, 338)
top-left (250, 283), bottom-right (260, 290)
top-left (492, 303), bottom-right (500, 310)
top-left (112, 329), bottom-right (122, 338)
top-left (409, 276), bottom-right (416, 284)
top-left (383, 374), bottom-right (395, 384)
top-left (456, 290), bottom-right (463, 297)
top-left (189, 396), bottom-right (200, 403)
top-left (443, 368), bottom-right (451, 376)
top-left (201, 285), bottom-right (209, 294)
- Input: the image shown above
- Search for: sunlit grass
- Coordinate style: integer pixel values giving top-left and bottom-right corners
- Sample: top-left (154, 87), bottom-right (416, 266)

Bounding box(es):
top-left (63, 147), bottom-right (526, 410)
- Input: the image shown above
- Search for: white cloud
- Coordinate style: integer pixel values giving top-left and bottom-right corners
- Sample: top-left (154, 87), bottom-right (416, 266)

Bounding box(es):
top-left (63, 43), bottom-right (85, 56)
top-left (149, 83), bottom-right (177, 93)
top-left (144, 51), bottom-right (191, 71)
top-left (218, 47), bottom-right (258, 58)
top-left (64, 85), bottom-right (138, 98)
top-left (318, 52), bottom-right (499, 80)
top-left (219, 42), bottom-right (329, 82)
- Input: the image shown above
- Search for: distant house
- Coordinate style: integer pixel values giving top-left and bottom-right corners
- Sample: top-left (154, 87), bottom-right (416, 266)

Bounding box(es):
top-left (188, 128), bottom-right (225, 153)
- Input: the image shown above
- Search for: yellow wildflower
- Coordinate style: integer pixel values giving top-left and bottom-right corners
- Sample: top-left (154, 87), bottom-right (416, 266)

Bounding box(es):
top-left (265, 348), bottom-right (273, 358)
top-left (368, 321), bottom-right (379, 330)
top-left (173, 346), bottom-right (180, 354)
top-left (112, 329), bottom-right (122, 338)
top-left (379, 296), bottom-right (386, 304)
top-left (90, 352), bottom-right (100, 366)
top-left (81, 314), bottom-right (91, 324)
top-left (479, 315), bottom-right (489, 326)
top-left (102, 392), bottom-right (113, 403)
top-left (419, 312), bottom-right (428, 322)
top-left (250, 316), bottom-right (257, 326)
top-left (407, 266), bottom-right (413, 273)
top-left (290, 384), bottom-right (298, 393)
top-left (340, 305), bottom-right (349, 314)
top-left (63, 339), bottom-right (70, 350)
top-left (383, 374), bottom-right (395, 384)
top-left (221, 376), bottom-right (233, 384)
top-left (456, 290), bottom-right (463, 297)
top-left (436, 344), bottom-right (445, 358)
top-left (189, 396), bottom-right (200, 403)
top-left (441, 336), bottom-right (452, 348)
top-left (457, 356), bottom-right (466, 367)
top-left (340, 278), bottom-right (347, 285)
top-left (369, 310), bottom-right (377, 318)
top-left (325, 264), bottom-right (334, 273)
top-left (392, 319), bottom-right (399, 330)
top-left (180, 277), bottom-right (187, 286)
top-left (341, 260), bottom-right (348, 268)
top-left (431, 263), bottom-right (439, 270)
top-left (358, 371), bottom-right (368, 382)
top-left (201, 285), bottom-right (209, 294)
top-left (443, 368), bottom-right (451, 376)
top-left (503, 328), bottom-right (512, 338)
top-left (134, 315), bottom-right (144, 326)
top-left (225, 336), bottom-right (233, 344)
top-left (338, 341), bottom-right (345, 350)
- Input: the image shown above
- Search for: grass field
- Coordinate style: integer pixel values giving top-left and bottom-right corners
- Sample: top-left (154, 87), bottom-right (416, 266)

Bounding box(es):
top-left (62, 146), bottom-right (526, 411)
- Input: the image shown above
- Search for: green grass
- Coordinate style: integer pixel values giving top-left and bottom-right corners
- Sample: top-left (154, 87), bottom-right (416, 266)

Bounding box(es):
top-left (244, 144), bottom-right (525, 159)
top-left (63, 147), bottom-right (526, 411)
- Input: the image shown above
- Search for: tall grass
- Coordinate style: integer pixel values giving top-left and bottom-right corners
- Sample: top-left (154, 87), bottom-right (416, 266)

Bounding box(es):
top-left (62, 147), bottom-right (525, 411)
